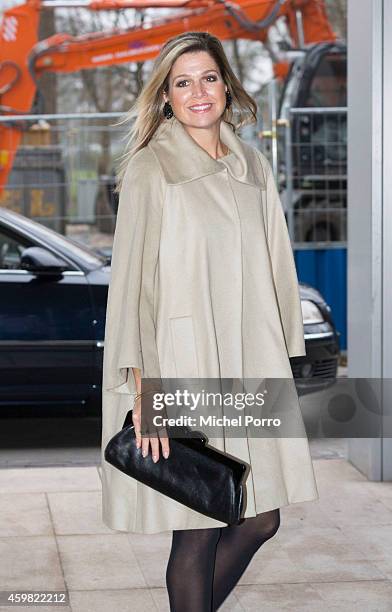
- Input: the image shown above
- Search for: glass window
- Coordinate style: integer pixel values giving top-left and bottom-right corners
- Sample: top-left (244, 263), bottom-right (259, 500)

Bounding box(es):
top-left (305, 54), bottom-right (347, 108)
top-left (0, 230), bottom-right (32, 270)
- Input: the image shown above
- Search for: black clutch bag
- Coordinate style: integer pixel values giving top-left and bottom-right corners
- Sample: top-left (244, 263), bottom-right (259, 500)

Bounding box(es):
top-left (104, 409), bottom-right (249, 526)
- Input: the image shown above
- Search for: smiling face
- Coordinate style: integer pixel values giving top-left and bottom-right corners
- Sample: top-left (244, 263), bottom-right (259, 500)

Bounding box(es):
top-left (163, 50), bottom-right (227, 131)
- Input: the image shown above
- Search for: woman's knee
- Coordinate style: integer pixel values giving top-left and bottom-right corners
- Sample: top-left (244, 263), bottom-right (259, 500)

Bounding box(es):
top-left (253, 508), bottom-right (280, 544)
top-left (264, 510), bottom-right (280, 541)
top-left (166, 527), bottom-right (221, 584)
top-left (263, 509), bottom-right (280, 541)
top-left (169, 527), bottom-right (221, 563)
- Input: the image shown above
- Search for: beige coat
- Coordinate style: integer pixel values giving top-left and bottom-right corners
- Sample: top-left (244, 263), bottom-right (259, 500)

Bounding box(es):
top-left (100, 115), bottom-right (319, 534)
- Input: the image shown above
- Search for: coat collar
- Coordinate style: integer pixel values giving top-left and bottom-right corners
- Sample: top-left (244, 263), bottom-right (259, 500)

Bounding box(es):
top-left (148, 115), bottom-right (264, 188)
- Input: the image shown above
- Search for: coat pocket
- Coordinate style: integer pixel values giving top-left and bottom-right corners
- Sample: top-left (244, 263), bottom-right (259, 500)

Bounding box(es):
top-left (169, 315), bottom-right (199, 378)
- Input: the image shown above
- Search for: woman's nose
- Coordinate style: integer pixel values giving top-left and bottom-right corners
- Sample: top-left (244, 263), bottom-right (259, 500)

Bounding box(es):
top-left (191, 81), bottom-right (207, 97)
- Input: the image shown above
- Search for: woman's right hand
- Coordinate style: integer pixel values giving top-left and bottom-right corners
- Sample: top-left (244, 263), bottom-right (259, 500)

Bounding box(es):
top-left (131, 369), bottom-right (170, 462)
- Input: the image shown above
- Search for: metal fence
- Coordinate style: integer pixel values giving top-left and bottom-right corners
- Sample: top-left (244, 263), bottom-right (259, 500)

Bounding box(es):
top-left (0, 112), bottom-right (126, 252)
top-left (276, 106), bottom-right (347, 248)
top-left (0, 107), bottom-right (347, 251)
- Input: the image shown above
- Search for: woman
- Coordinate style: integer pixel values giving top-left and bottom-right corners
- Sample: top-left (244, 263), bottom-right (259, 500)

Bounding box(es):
top-left (101, 31), bottom-right (319, 611)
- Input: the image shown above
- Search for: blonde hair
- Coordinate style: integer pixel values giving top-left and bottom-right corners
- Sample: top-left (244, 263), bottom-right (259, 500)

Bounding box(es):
top-left (114, 31), bottom-right (258, 192)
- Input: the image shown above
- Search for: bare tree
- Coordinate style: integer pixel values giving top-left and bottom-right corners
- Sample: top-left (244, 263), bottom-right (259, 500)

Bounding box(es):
top-left (38, 8), bottom-right (57, 115)
top-left (325, 0), bottom-right (347, 40)
top-left (54, 8), bottom-right (149, 231)
top-left (56, 8), bottom-right (147, 113)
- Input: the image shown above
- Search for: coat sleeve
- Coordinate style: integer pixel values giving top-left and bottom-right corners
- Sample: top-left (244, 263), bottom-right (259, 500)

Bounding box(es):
top-left (102, 148), bottom-right (165, 395)
top-left (258, 152), bottom-right (306, 358)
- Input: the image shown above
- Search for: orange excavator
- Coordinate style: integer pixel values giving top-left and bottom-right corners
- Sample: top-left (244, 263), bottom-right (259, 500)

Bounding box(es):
top-left (0, 0), bottom-right (337, 192)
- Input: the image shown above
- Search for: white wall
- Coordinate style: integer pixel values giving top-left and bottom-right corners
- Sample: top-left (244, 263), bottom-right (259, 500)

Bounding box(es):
top-left (347, 0), bottom-right (392, 480)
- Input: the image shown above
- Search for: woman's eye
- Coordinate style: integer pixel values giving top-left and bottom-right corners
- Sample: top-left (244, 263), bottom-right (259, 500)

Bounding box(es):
top-left (175, 75), bottom-right (217, 87)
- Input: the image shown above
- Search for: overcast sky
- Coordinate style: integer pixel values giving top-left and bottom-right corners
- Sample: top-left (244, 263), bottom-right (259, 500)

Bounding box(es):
top-left (2, 0), bottom-right (24, 11)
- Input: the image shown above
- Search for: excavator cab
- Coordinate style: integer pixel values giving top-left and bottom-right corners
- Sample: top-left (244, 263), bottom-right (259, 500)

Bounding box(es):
top-left (294, 41), bottom-right (347, 108)
top-left (279, 41), bottom-right (347, 181)
top-left (278, 42), bottom-right (347, 243)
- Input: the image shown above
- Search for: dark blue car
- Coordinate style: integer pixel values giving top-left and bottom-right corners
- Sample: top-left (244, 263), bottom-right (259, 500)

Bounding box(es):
top-left (0, 207), bottom-right (339, 413)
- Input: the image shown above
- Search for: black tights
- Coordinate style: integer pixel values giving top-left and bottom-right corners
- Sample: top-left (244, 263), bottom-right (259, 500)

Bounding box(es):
top-left (166, 508), bottom-right (280, 611)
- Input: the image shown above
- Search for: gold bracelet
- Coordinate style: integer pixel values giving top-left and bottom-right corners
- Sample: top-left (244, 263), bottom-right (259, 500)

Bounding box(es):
top-left (133, 388), bottom-right (160, 406)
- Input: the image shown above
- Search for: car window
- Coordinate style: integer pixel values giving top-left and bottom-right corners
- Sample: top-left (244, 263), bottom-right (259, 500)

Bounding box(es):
top-left (7, 214), bottom-right (108, 269)
top-left (0, 230), bottom-right (32, 270)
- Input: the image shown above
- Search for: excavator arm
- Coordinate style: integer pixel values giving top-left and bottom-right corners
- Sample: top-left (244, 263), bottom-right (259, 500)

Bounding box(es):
top-left (0, 0), bottom-right (335, 190)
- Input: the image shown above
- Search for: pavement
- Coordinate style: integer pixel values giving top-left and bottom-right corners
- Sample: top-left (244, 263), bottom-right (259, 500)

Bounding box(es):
top-left (1, 443), bottom-right (392, 612)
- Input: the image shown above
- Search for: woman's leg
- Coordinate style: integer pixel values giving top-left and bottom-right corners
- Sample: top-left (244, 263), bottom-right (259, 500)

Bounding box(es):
top-left (166, 526), bottom-right (222, 612)
top-left (212, 508), bottom-right (281, 611)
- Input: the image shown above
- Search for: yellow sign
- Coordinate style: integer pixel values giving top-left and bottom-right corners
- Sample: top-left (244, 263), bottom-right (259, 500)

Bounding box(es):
top-left (30, 190), bottom-right (55, 217)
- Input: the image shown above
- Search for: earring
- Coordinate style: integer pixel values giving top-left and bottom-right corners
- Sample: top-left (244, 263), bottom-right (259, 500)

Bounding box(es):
top-left (225, 89), bottom-right (232, 109)
top-left (163, 101), bottom-right (174, 119)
